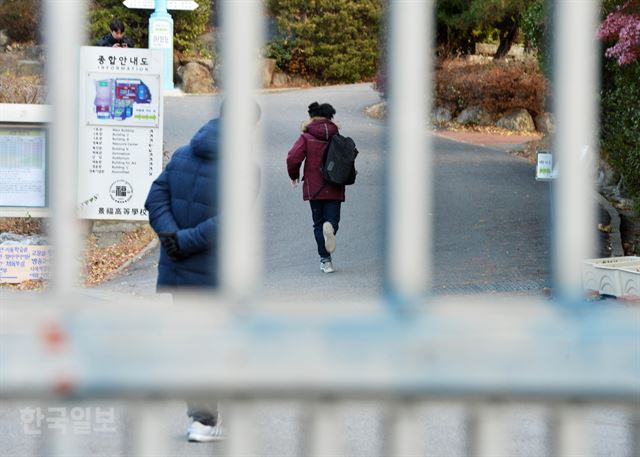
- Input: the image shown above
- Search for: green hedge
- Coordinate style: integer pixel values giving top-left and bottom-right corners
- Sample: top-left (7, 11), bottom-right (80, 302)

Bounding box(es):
top-left (601, 61), bottom-right (640, 201)
top-left (88, 0), bottom-right (212, 56)
top-left (267, 0), bottom-right (383, 83)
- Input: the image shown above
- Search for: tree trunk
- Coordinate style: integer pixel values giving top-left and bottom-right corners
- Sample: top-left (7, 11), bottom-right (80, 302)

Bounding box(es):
top-left (494, 19), bottom-right (519, 59)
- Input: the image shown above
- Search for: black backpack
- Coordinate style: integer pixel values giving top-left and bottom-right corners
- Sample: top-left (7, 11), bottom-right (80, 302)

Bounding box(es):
top-left (321, 134), bottom-right (358, 186)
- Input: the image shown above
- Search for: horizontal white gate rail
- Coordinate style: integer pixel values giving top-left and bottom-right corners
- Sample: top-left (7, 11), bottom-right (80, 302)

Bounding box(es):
top-left (1, 0), bottom-right (639, 456)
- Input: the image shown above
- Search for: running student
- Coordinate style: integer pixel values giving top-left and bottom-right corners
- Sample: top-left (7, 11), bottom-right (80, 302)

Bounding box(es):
top-left (286, 101), bottom-right (357, 273)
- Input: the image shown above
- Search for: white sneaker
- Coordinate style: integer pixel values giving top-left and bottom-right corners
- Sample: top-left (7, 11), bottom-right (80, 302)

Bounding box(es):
top-left (188, 419), bottom-right (225, 442)
top-left (323, 222), bottom-right (336, 253)
top-left (320, 260), bottom-right (335, 273)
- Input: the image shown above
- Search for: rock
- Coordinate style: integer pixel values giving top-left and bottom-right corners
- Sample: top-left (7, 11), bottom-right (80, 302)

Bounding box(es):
top-left (0, 29), bottom-right (9, 48)
top-left (475, 43), bottom-right (525, 58)
top-left (24, 45), bottom-right (44, 60)
top-left (271, 69), bottom-right (290, 88)
top-left (496, 108), bottom-right (535, 132)
top-left (432, 106), bottom-right (452, 124)
top-left (17, 60), bottom-right (43, 77)
top-left (466, 55), bottom-right (491, 64)
top-left (261, 58), bottom-right (277, 87)
top-left (364, 102), bottom-right (386, 120)
top-left (597, 159), bottom-right (621, 190)
top-left (534, 112), bottom-right (555, 134)
top-left (177, 62), bottom-right (214, 94)
top-left (289, 75), bottom-right (309, 87)
top-left (456, 106), bottom-right (492, 126)
top-left (0, 233), bottom-right (48, 245)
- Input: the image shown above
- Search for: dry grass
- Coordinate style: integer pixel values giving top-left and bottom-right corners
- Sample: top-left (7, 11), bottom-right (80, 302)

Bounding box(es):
top-left (83, 225), bottom-right (156, 286)
top-left (510, 135), bottom-right (551, 164)
top-left (0, 217), bottom-right (43, 235)
top-left (0, 72), bottom-right (45, 104)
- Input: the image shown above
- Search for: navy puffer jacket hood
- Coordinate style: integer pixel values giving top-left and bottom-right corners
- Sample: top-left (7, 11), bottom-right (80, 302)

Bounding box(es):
top-left (190, 118), bottom-right (219, 160)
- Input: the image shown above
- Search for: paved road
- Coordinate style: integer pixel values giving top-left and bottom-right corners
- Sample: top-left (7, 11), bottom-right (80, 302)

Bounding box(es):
top-left (98, 83), bottom-right (551, 298)
top-left (4, 85), bottom-right (630, 456)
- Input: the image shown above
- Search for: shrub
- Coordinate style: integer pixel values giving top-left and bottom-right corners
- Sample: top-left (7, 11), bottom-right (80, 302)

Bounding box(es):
top-left (0, 0), bottom-right (41, 43)
top-left (601, 60), bottom-right (640, 198)
top-left (88, 0), bottom-right (212, 56)
top-left (264, 38), bottom-right (293, 71)
top-left (267, 0), bottom-right (383, 83)
top-left (598, 0), bottom-right (640, 66)
top-left (434, 58), bottom-right (546, 117)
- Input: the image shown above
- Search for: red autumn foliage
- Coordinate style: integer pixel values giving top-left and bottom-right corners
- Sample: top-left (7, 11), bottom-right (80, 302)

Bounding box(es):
top-left (434, 58), bottom-right (547, 117)
top-left (375, 58), bottom-right (548, 118)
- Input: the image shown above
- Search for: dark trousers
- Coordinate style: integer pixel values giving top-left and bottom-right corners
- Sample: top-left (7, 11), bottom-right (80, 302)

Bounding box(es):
top-left (310, 200), bottom-right (341, 260)
top-left (187, 400), bottom-right (219, 426)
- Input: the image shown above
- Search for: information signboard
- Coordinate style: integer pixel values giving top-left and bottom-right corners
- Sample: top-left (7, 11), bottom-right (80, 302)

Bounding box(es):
top-left (78, 47), bottom-right (163, 220)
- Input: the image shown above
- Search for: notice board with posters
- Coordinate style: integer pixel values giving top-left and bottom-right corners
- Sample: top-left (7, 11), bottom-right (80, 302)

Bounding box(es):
top-left (78, 46), bottom-right (163, 220)
top-left (0, 104), bottom-right (50, 217)
top-left (0, 127), bottom-right (47, 208)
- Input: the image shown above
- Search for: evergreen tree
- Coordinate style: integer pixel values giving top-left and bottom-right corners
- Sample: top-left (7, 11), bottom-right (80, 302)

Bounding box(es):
top-left (267, 0), bottom-right (383, 83)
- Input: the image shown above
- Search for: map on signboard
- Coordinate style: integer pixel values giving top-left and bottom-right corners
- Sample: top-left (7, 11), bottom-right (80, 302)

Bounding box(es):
top-left (87, 73), bottom-right (160, 128)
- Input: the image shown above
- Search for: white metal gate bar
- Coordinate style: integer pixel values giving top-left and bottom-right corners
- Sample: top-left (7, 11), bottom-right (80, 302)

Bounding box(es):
top-left (2, 298), bottom-right (637, 400)
top-left (389, 402), bottom-right (424, 456)
top-left (633, 409), bottom-right (640, 457)
top-left (471, 403), bottom-right (511, 457)
top-left (553, 0), bottom-right (599, 301)
top-left (387, 0), bottom-right (432, 299)
top-left (226, 401), bottom-right (257, 456)
top-left (552, 404), bottom-right (592, 457)
top-left (309, 402), bottom-right (344, 457)
top-left (219, 0), bottom-right (264, 301)
top-left (43, 0), bottom-right (86, 297)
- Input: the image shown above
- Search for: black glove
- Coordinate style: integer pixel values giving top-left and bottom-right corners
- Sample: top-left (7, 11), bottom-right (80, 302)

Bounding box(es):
top-left (158, 232), bottom-right (186, 261)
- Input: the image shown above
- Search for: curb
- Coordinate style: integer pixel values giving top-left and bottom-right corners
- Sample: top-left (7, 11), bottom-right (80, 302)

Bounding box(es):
top-left (595, 192), bottom-right (624, 257)
top-left (106, 237), bottom-right (159, 280)
top-left (433, 131), bottom-right (539, 152)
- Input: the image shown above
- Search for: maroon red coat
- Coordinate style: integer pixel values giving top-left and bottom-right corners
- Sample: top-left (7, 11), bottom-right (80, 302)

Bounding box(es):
top-left (286, 118), bottom-right (346, 201)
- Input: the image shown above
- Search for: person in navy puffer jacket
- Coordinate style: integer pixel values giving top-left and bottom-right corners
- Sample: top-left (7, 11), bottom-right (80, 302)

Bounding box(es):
top-left (146, 101), bottom-right (261, 289)
top-left (145, 117), bottom-right (221, 289)
top-left (145, 102), bottom-right (261, 442)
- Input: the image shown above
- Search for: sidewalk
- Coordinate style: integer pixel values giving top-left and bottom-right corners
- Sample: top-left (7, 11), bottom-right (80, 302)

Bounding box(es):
top-left (435, 129), bottom-right (542, 152)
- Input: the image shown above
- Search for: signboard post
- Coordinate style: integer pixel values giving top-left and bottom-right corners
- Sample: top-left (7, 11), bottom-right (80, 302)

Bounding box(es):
top-left (77, 46), bottom-right (163, 220)
top-left (149, 0), bottom-right (174, 90)
top-left (124, 0), bottom-right (199, 91)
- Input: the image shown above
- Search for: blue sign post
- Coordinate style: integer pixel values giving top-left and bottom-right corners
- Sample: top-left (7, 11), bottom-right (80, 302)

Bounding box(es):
top-left (149, 0), bottom-right (174, 90)
top-left (123, 0), bottom-right (199, 91)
